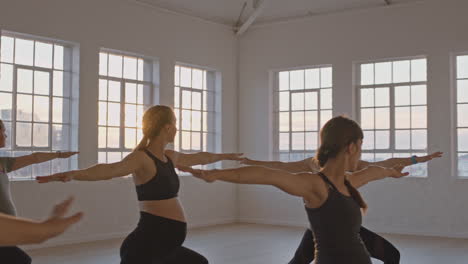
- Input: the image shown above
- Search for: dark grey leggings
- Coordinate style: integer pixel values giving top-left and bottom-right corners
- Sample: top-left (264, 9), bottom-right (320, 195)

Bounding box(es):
top-left (0, 246), bottom-right (31, 264)
top-left (120, 212), bottom-right (208, 264)
top-left (288, 226), bottom-right (400, 264)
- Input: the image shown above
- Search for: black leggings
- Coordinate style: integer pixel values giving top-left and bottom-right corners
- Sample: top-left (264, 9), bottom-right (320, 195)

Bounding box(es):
top-left (288, 226), bottom-right (400, 264)
top-left (120, 212), bottom-right (208, 264)
top-left (0, 246), bottom-right (31, 264)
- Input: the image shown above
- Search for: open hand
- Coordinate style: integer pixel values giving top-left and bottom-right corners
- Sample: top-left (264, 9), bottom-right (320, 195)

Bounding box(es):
top-left (36, 172), bottom-right (73, 183)
top-left (177, 166), bottom-right (216, 183)
top-left (387, 164), bottom-right (410, 179)
top-left (41, 197), bottom-right (83, 239)
top-left (417, 152), bottom-right (443, 163)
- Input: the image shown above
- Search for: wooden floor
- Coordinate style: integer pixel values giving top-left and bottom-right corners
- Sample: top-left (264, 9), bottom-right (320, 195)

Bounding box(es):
top-left (26, 223), bottom-right (468, 264)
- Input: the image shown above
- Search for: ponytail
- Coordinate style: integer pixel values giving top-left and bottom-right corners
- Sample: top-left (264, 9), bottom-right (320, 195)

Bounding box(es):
top-left (136, 135), bottom-right (149, 151)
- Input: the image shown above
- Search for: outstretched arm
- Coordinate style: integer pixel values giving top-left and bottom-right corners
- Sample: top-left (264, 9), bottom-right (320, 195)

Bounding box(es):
top-left (240, 157), bottom-right (317, 173)
top-left (9, 152), bottom-right (79, 172)
top-left (0, 197), bottom-right (82, 246)
top-left (166, 150), bottom-right (243, 167)
top-left (356, 152), bottom-right (443, 170)
top-left (179, 165), bottom-right (317, 198)
top-left (348, 165), bottom-right (410, 189)
top-left (36, 151), bottom-right (144, 183)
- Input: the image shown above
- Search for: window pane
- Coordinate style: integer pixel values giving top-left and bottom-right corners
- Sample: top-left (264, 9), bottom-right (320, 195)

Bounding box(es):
top-left (0, 93), bottom-right (12, 120)
top-left (98, 127), bottom-right (107, 148)
top-left (395, 86), bottom-right (410, 106)
top-left (393, 60), bottom-right (410, 83)
top-left (396, 130), bottom-right (411, 149)
top-left (458, 129), bottom-right (468, 151)
top-left (361, 153), bottom-right (375, 162)
top-left (98, 152), bottom-right (107, 163)
top-left (137, 59), bottom-right (144, 81)
top-left (412, 130), bottom-right (427, 150)
top-left (125, 104), bottom-right (137, 127)
top-left (279, 133), bottom-right (289, 151)
top-left (108, 81), bottom-right (121, 102)
top-left (411, 85), bottom-right (426, 105)
top-left (17, 68), bottom-right (33, 93)
top-left (34, 71), bottom-right (50, 95)
top-left (320, 67), bottom-right (332, 88)
top-left (375, 87), bottom-right (389, 107)
top-left (107, 127), bottom-right (120, 148)
top-left (290, 70), bottom-right (304, 90)
top-left (361, 64), bottom-right (374, 85)
top-left (125, 128), bottom-right (137, 149)
top-left (108, 152), bottom-right (122, 163)
top-left (192, 111), bottom-right (202, 131)
top-left (360, 88), bottom-right (374, 107)
top-left (457, 56), bottom-right (468, 79)
top-left (411, 106), bottom-right (427, 128)
top-left (361, 108), bottom-right (374, 129)
top-left (181, 131), bottom-right (191, 150)
top-left (292, 133), bottom-right (305, 150)
top-left (375, 108), bottom-right (390, 129)
top-left (53, 71), bottom-right (64, 97)
top-left (291, 112), bottom-right (305, 131)
top-left (192, 69), bottom-right (203, 89)
top-left (320, 89), bottom-right (332, 109)
top-left (99, 52), bottom-right (108, 76)
top-left (123, 57), bottom-right (137, 80)
top-left (174, 66), bottom-right (180, 86)
top-left (98, 102), bottom-right (107, 125)
top-left (363, 131), bottom-right (374, 150)
top-left (458, 80), bottom-right (468, 103)
top-left (52, 124), bottom-right (69, 150)
top-left (17, 94), bottom-right (32, 121)
top-left (33, 96), bottom-right (49, 122)
top-left (33, 123), bottom-right (49, 147)
top-left (98, 79), bottom-right (108, 101)
top-left (304, 92), bottom-right (318, 110)
top-left (320, 110), bottom-right (332, 129)
top-left (16, 122), bottom-right (32, 147)
top-left (54, 45), bottom-right (64, 70)
top-left (181, 110), bottom-right (191, 130)
top-left (108, 54), bottom-right (123, 78)
top-left (0, 36), bottom-right (14, 63)
top-left (34, 42), bottom-right (53, 68)
top-left (2, 122), bottom-right (11, 149)
top-left (137, 105), bottom-right (144, 128)
top-left (458, 104), bottom-right (468, 127)
top-left (15, 38), bottom-right (34, 66)
top-left (125, 83), bottom-right (137, 104)
top-left (108, 103), bottom-right (121, 127)
top-left (192, 92), bottom-right (202, 111)
top-left (33, 160), bottom-right (51, 177)
top-left (305, 132), bottom-right (318, 151)
top-left (279, 92), bottom-right (289, 111)
top-left (375, 130), bottom-right (389, 149)
top-left (411, 59), bottom-right (426, 82)
top-left (279, 71), bottom-right (289, 90)
top-left (458, 153), bottom-right (468, 176)
top-left (395, 107), bottom-right (410, 129)
top-left (182, 90), bottom-right (191, 109)
top-left (305, 111), bottom-right (318, 131)
top-left (191, 132), bottom-right (201, 150)
top-left (0, 64), bottom-right (13, 91)
top-left (174, 87), bottom-right (180, 108)
top-left (291, 93), bottom-right (304, 111)
top-left (279, 113), bottom-right (289, 132)
top-left (180, 67), bottom-right (191, 87)
top-left (375, 62), bottom-right (391, 84)
top-left (305, 69), bottom-right (319, 89)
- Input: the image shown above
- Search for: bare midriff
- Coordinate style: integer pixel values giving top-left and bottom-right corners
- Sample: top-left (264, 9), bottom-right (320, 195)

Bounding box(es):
top-left (139, 198), bottom-right (186, 222)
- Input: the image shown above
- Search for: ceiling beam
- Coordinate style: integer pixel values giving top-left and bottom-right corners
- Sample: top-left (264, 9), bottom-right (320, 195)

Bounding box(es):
top-left (236, 0), bottom-right (269, 36)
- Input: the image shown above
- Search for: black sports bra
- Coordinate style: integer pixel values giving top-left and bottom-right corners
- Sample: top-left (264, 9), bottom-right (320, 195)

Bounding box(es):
top-left (136, 149), bottom-right (180, 201)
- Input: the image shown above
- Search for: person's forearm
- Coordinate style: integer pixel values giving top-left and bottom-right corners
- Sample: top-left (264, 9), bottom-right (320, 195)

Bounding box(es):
top-left (372, 157), bottom-right (413, 168)
top-left (69, 164), bottom-right (119, 181)
top-left (195, 152), bottom-right (232, 165)
top-left (33, 152), bottom-right (61, 164)
top-left (243, 159), bottom-right (310, 173)
top-left (208, 166), bottom-right (272, 184)
top-left (0, 215), bottom-right (48, 245)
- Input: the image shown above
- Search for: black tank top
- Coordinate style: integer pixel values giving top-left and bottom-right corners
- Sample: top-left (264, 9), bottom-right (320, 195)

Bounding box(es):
top-left (305, 172), bottom-right (371, 264)
top-left (136, 149), bottom-right (180, 201)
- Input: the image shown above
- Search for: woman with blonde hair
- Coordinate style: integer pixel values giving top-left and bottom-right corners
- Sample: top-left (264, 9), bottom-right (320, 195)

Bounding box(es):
top-left (37, 105), bottom-right (242, 263)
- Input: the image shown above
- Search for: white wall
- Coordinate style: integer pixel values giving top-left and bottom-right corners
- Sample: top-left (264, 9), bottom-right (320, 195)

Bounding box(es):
top-left (0, 0), bottom-right (239, 247)
top-left (238, 0), bottom-right (468, 238)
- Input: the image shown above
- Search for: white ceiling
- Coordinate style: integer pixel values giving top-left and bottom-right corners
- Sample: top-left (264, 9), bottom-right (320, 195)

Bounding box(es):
top-left (137, 0), bottom-right (424, 27)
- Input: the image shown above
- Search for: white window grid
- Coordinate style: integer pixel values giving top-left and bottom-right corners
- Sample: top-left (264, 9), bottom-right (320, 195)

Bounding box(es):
top-left (98, 51), bottom-right (157, 164)
top-left (455, 54), bottom-right (468, 177)
top-left (0, 31), bottom-right (77, 180)
top-left (274, 66), bottom-right (333, 162)
top-left (174, 65), bottom-right (219, 169)
top-left (357, 57), bottom-right (428, 177)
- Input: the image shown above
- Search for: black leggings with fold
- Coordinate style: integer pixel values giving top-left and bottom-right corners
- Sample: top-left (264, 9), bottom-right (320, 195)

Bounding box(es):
top-left (120, 212), bottom-right (208, 264)
top-left (288, 226), bottom-right (400, 264)
top-left (0, 246), bottom-right (31, 264)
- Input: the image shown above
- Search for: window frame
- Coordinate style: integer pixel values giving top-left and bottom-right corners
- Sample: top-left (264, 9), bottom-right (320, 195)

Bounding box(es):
top-left (453, 52), bottom-right (468, 178)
